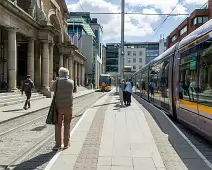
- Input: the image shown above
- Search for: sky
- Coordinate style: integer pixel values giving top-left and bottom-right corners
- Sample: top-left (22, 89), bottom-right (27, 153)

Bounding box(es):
top-left (65, 0), bottom-right (208, 43)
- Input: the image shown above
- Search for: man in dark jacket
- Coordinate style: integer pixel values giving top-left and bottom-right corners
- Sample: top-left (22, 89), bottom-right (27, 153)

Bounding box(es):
top-left (21, 75), bottom-right (35, 110)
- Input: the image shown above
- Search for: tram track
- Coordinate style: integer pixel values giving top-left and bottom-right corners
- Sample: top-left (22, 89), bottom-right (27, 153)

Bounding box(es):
top-left (0, 92), bottom-right (105, 170)
top-left (0, 91), bottom-right (96, 137)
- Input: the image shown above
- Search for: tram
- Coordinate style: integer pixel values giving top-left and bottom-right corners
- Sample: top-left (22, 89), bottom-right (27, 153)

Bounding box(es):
top-left (99, 74), bottom-right (115, 91)
top-left (132, 19), bottom-right (212, 142)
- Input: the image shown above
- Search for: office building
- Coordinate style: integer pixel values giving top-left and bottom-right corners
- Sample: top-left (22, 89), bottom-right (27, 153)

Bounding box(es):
top-left (105, 39), bottom-right (166, 74)
top-left (67, 12), bottom-right (103, 88)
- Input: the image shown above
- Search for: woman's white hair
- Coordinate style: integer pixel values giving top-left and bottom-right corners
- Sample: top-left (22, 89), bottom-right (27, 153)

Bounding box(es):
top-left (59, 67), bottom-right (69, 77)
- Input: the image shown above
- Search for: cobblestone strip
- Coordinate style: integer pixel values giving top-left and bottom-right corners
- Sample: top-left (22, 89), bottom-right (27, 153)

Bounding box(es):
top-left (10, 92), bottom-right (105, 170)
top-left (73, 93), bottom-right (112, 170)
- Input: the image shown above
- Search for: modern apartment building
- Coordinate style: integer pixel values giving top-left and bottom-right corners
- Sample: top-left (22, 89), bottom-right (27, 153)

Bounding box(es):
top-left (67, 12), bottom-right (103, 88)
top-left (167, 0), bottom-right (212, 48)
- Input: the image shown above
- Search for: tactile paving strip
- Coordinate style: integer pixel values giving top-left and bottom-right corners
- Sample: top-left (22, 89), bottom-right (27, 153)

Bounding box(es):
top-left (73, 93), bottom-right (112, 170)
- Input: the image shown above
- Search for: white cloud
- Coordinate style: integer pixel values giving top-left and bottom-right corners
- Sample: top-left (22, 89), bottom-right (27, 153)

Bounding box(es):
top-left (67, 0), bottom-right (161, 42)
top-left (184, 0), bottom-right (207, 5)
top-left (125, 0), bottom-right (188, 14)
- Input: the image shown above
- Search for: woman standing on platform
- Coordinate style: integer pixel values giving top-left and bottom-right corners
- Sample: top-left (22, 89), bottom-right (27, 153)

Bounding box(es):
top-left (50, 67), bottom-right (74, 150)
top-left (125, 79), bottom-right (133, 106)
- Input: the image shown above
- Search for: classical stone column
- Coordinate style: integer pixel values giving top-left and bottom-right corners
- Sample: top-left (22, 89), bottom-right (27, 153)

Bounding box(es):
top-left (64, 56), bottom-right (68, 68)
top-left (68, 57), bottom-right (73, 79)
top-left (81, 64), bottom-right (85, 86)
top-left (42, 42), bottom-right (49, 88)
top-left (7, 28), bottom-right (17, 91)
top-left (75, 61), bottom-right (78, 86)
top-left (34, 42), bottom-right (41, 87)
top-left (77, 63), bottom-right (81, 86)
top-left (49, 44), bottom-right (53, 83)
top-left (27, 38), bottom-right (34, 81)
top-left (59, 54), bottom-right (63, 67)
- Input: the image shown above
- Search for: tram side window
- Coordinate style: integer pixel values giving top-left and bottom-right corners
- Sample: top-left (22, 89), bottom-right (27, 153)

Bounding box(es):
top-left (161, 59), bottom-right (170, 98)
top-left (179, 46), bottom-right (198, 102)
top-left (199, 39), bottom-right (212, 107)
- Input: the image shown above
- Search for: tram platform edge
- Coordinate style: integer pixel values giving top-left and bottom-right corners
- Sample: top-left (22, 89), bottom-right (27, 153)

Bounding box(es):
top-left (45, 90), bottom-right (166, 170)
top-left (133, 94), bottom-right (212, 170)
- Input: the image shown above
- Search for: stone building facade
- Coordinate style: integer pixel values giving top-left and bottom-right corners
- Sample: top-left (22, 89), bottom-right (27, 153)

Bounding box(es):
top-left (0, 0), bottom-right (85, 96)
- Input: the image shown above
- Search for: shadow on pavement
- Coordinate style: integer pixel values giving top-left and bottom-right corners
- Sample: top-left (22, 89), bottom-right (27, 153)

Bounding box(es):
top-left (92, 102), bottom-right (119, 108)
top-left (2, 109), bottom-right (23, 112)
top-left (13, 151), bottom-right (56, 170)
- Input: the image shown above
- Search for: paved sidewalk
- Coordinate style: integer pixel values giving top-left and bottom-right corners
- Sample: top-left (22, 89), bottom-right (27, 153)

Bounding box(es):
top-left (0, 89), bottom-right (95, 123)
top-left (46, 92), bottom-right (165, 170)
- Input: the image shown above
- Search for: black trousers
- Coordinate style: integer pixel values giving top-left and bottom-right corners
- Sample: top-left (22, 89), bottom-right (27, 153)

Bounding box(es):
top-left (126, 92), bottom-right (131, 104)
top-left (24, 91), bottom-right (32, 107)
top-left (123, 91), bottom-right (127, 104)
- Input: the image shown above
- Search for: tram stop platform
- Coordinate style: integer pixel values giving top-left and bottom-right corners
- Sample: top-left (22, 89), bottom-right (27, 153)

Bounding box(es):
top-left (44, 90), bottom-right (212, 170)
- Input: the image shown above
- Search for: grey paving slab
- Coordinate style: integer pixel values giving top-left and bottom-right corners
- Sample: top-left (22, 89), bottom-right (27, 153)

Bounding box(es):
top-left (97, 166), bottom-right (112, 170)
top-left (133, 157), bottom-right (156, 168)
top-left (98, 157), bottom-right (112, 166)
top-left (112, 157), bottom-right (133, 166)
top-left (111, 166), bottom-right (133, 170)
top-left (50, 155), bottom-right (78, 170)
top-left (97, 95), bottom-right (166, 170)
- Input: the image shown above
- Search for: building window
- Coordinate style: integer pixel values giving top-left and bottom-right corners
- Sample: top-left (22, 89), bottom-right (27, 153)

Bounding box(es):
top-left (171, 35), bottom-right (177, 42)
top-left (133, 51), bottom-right (136, 56)
top-left (139, 51), bottom-right (143, 56)
top-left (198, 17), bottom-right (203, 24)
top-left (128, 51), bottom-right (131, 56)
top-left (180, 26), bottom-right (187, 35)
top-left (133, 65), bottom-right (136, 70)
top-left (133, 58), bottom-right (136, 63)
top-left (139, 65), bottom-right (142, 69)
top-left (203, 16), bottom-right (209, 23)
top-left (193, 17), bottom-right (197, 25)
top-left (193, 16), bottom-right (209, 25)
top-left (139, 58), bottom-right (142, 63)
top-left (128, 58), bottom-right (131, 63)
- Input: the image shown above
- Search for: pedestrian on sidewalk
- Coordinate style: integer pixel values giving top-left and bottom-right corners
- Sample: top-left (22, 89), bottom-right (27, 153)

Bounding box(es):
top-left (125, 79), bottom-right (133, 106)
top-left (50, 67), bottom-right (74, 150)
top-left (21, 75), bottom-right (34, 110)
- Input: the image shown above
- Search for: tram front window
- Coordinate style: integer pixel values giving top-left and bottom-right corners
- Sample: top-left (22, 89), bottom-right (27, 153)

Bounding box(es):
top-left (100, 76), bottom-right (109, 86)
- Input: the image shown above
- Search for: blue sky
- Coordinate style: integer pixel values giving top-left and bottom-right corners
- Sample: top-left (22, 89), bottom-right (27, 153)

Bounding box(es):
top-left (65, 0), bottom-right (207, 43)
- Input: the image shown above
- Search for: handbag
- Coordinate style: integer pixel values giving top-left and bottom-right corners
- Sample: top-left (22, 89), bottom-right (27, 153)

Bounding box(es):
top-left (46, 81), bottom-right (59, 125)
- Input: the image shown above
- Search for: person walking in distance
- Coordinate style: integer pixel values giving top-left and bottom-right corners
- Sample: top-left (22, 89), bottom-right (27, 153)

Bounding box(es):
top-left (50, 67), bottom-right (74, 150)
top-left (21, 75), bottom-right (35, 110)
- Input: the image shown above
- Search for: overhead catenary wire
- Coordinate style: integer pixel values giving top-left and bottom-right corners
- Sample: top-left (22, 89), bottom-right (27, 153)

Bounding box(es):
top-left (87, 12), bottom-right (188, 16)
top-left (151, 0), bottom-right (181, 40)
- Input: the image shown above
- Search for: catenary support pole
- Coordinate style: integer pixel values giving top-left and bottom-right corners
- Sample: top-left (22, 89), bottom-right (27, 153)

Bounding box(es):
top-left (120, 0), bottom-right (125, 80)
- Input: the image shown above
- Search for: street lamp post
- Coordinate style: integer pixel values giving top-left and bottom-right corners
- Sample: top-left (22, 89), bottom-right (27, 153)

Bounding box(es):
top-left (120, 0), bottom-right (125, 81)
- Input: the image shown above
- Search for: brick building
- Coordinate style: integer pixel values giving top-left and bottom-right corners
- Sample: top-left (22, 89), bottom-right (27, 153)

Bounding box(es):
top-left (167, 0), bottom-right (212, 48)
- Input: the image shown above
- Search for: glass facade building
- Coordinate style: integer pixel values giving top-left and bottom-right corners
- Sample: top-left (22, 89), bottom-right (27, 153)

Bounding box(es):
top-left (106, 44), bottom-right (119, 73)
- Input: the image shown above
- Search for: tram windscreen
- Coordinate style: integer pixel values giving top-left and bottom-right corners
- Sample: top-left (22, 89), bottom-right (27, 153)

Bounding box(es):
top-left (100, 76), bottom-right (110, 86)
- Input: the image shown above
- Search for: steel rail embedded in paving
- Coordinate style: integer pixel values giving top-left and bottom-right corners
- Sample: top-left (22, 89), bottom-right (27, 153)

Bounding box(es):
top-left (0, 90), bottom-right (95, 125)
top-left (2, 92), bottom-right (106, 170)
top-left (0, 92), bottom-right (96, 137)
